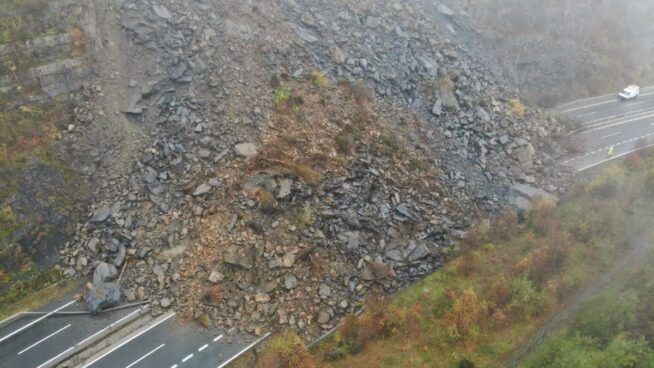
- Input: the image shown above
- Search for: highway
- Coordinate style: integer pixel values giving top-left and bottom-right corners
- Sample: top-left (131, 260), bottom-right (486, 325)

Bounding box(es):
top-left (557, 85), bottom-right (654, 171)
top-left (0, 297), bottom-right (263, 368)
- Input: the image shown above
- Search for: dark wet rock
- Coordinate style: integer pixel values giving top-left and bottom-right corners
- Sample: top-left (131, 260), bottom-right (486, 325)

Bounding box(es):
top-left (86, 283), bottom-right (120, 314)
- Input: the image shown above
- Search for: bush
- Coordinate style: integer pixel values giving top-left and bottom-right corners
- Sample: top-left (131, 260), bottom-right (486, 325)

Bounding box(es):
top-left (443, 288), bottom-right (485, 339)
top-left (337, 294), bottom-right (395, 354)
top-left (574, 289), bottom-right (639, 345)
top-left (273, 86), bottom-right (292, 108)
top-left (508, 273), bottom-right (543, 314)
top-left (258, 331), bottom-right (317, 368)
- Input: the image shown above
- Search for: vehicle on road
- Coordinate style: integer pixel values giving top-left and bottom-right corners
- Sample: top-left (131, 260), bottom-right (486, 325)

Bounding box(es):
top-left (618, 85), bottom-right (640, 100)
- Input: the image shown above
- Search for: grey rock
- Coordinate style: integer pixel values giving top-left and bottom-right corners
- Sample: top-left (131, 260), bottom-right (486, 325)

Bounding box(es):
top-left (93, 262), bottom-right (118, 286)
top-left (438, 4), bottom-right (454, 16)
top-left (86, 283), bottom-right (121, 314)
top-left (153, 5), bottom-right (173, 20)
top-left (317, 310), bottom-right (331, 324)
top-left (160, 297), bottom-right (172, 308)
top-left (254, 293), bottom-right (270, 303)
top-left (193, 183), bottom-right (212, 196)
top-left (318, 284), bottom-right (332, 298)
top-left (91, 206), bottom-right (112, 223)
top-left (431, 98), bottom-right (443, 116)
top-left (284, 274), bottom-right (298, 290)
top-left (338, 231), bottom-right (360, 250)
top-left (234, 143), bottom-right (258, 158)
top-left (365, 16), bottom-right (381, 28)
top-left (282, 252), bottom-right (296, 268)
top-left (208, 271), bottom-right (224, 283)
top-left (277, 178), bottom-right (293, 199)
top-left (87, 237), bottom-right (100, 253)
top-left (223, 245), bottom-right (254, 269)
top-left (113, 244), bottom-right (126, 267)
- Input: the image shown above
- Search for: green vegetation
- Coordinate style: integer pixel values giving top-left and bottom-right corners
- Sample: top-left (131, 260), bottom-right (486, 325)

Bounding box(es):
top-left (273, 85), bottom-right (292, 108)
top-left (232, 149), bottom-right (654, 368)
top-left (311, 70), bottom-right (329, 88)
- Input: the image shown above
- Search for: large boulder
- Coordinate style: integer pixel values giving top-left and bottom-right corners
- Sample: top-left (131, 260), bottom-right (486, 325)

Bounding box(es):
top-left (93, 262), bottom-right (118, 286)
top-left (85, 283), bottom-right (121, 314)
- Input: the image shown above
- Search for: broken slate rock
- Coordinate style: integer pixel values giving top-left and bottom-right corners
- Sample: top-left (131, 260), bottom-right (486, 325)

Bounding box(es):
top-left (86, 283), bottom-right (120, 314)
top-left (234, 143), bottom-right (258, 158)
top-left (223, 245), bottom-right (254, 269)
top-left (93, 262), bottom-right (118, 286)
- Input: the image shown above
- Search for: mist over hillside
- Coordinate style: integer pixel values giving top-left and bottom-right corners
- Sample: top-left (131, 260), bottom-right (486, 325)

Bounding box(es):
top-left (440, 0), bottom-right (654, 106)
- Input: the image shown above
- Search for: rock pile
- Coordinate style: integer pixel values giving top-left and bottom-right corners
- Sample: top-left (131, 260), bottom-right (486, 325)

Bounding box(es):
top-left (54, 0), bottom-right (574, 339)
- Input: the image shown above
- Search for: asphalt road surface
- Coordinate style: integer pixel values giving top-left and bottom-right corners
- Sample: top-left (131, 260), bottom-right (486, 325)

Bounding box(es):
top-left (0, 298), bottom-right (262, 368)
top-left (557, 86), bottom-right (654, 171)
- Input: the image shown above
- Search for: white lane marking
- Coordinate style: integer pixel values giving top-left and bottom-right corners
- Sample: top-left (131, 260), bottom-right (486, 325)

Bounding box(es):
top-left (198, 344), bottom-right (209, 352)
top-left (585, 112), bottom-right (654, 132)
top-left (601, 132), bottom-right (622, 139)
top-left (631, 101), bottom-right (646, 106)
top-left (579, 142), bottom-right (654, 172)
top-left (579, 111), bottom-right (597, 118)
top-left (125, 343), bottom-right (165, 368)
top-left (0, 300), bottom-right (75, 343)
top-left (182, 353), bottom-right (194, 362)
top-left (581, 106), bottom-right (654, 127)
top-left (17, 323), bottom-right (71, 355)
top-left (35, 347), bottom-right (75, 368)
top-left (77, 308), bottom-right (144, 346)
top-left (216, 332), bottom-right (272, 368)
top-left (81, 312), bottom-right (176, 368)
top-left (170, 365), bottom-right (178, 368)
top-left (34, 308), bottom-right (145, 368)
top-left (561, 91), bottom-right (654, 113)
top-left (213, 334), bottom-right (224, 342)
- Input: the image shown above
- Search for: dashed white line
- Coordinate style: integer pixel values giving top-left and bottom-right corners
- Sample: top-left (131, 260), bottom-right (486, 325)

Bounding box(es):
top-left (585, 112), bottom-right (654, 132)
top-left (213, 334), bottom-right (224, 342)
top-left (170, 365), bottom-right (178, 368)
top-left (34, 307), bottom-right (145, 368)
top-left (81, 312), bottom-right (176, 368)
top-left (18, 323), bottom-right (72, 355)
top-left (125, 343), bottom-right (165, 368)
top-left (561, 91), bottom-right (654, 113)
top-left (77, 308), bottom-right (144, 346)
top-left (198, 344), bottom-right (209, 352)
top-left (0, 300), bottom-right (76, 343)
top-left (182, 353), bottom-right (194, 362)
top-left (579, 142), bottom-right (654, 171)
top-left (579, 111), bottom-right (598, 118)
top-left (601, 132), bottom-right (622, 139)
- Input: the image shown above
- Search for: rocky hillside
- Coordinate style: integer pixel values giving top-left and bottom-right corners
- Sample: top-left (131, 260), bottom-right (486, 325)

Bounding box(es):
top-left (435, 0), bottom-right (654, 106)
top-left (37, 0), bottom-right (577, 339)
top-left (0, 0), bottom-right (90, 294)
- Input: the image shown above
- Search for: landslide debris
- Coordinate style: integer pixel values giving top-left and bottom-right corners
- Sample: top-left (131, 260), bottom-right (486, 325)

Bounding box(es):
top-left (27, 0), bottom-right (575, 336)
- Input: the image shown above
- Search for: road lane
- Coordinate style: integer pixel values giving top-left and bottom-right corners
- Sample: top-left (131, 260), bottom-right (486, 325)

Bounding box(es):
top-left (562, 91), bottom-right (654, 122)
top-left (556, 85), bottom-right (654, 114)
top-left (558, 86), bottom-right (654, 171)
top-left (0, 303), bottom-right (142, 368)
top-left (85, 315), bottom-right (251, 368)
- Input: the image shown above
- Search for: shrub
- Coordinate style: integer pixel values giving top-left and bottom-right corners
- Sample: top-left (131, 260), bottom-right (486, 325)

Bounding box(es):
top-left (338, 294), bottom-right (395, 354)
top-left (258, 331), bottom-right (317, 368)
top-left (443, 288), bottom-right (485, 339)
top-left (273, 86), bottom-right (292, 108)
top-left (509, 99), bottom-right (527, 116)
top-left (526, 199), bottom-right (559, 236)
top-left (508, 273), bottom-right (544, 314)
top-left (310, 70), bottom-right (329, 88)
top-left (574, 289), bottom-right (639, 345)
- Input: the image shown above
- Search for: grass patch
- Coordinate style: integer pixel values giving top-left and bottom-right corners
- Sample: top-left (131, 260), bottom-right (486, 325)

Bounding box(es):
top-left (0, 277), bottom-right (79, 321)
top-left (509, 99), bottom-right (527, 116)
